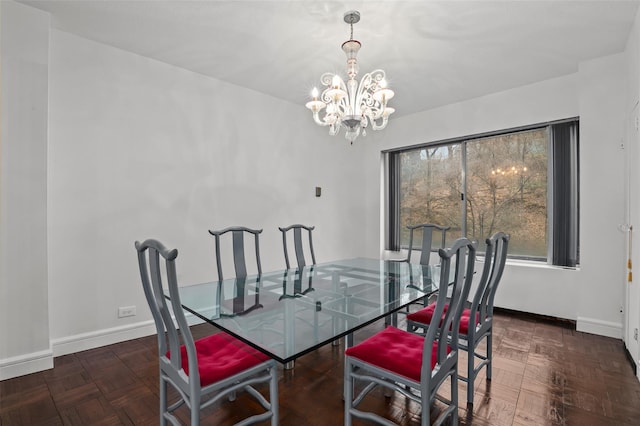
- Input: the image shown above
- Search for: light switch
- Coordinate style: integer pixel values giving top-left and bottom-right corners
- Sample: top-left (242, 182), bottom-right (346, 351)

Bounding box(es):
top-left (315, 187), bottom-right (321, 197)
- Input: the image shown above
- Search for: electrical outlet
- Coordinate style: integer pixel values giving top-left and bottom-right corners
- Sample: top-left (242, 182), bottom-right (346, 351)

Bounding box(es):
top-left (118, 306), bottom-right (136, 318)
top-left (634, 328), bottom-right (638, 341)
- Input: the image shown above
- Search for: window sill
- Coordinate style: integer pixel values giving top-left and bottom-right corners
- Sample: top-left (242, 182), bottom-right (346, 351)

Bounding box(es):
top-left (384, 250), bottom-right (580, 271)
top-left (502, 258), bottom-right (579, 271)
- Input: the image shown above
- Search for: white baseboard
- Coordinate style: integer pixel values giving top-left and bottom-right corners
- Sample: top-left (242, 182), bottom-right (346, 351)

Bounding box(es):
top-left (51, 320), bottom-right (158, 357)
top-left (2, 314), bottom-right (211, 380)
top-left (51, 312), bottom-right (208, 357)
top-left (576, 316), bottom-right (623, 339)
top-left (0, 348), bottom-right (54, 380)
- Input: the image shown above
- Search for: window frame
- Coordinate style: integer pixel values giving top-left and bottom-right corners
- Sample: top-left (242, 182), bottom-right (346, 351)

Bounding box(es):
top-left (385, 118), bottom-right (579, 266)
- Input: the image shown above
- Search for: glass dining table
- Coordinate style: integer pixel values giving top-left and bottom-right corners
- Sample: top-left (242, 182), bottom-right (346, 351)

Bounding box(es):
top-left (168, 257), bottom-right (443, 367)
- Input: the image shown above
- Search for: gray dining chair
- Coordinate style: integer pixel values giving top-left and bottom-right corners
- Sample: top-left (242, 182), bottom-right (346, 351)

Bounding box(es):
top-left (134, 238), bottom-right (278, 426)
top-left (344, 237), bottom-right (478, 426)
top-left (278, 224), bottom-right (316, 269)
top-left (407, 231), bottom-right (510, 406)
top-left (392, 223), bottom-right (451, 312)
top-left (403, 223), bottom-right (451, 265)
top-left (208, 226), bottom-right (263, 281)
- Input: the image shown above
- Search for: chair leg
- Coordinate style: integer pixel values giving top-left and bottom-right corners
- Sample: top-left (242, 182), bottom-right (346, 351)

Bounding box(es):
top-left (159, 376), bottom-right (167, 426)
top-left (191, 396), bottom-right (200, 426)
top-left (421, 391), bottom-right (430, 426)
top-left (269, 366), bottom-right (279, 426)
top-left (451, 369), bottom-right (459, 425)
top-left (389, 312), bottom-right (398, 327)
top-left (344, 359), bottom-right (353, 426)
top-left (486, 331), bottom-right (493, 380)
top-left (467, 343), bottom-right (474, 406)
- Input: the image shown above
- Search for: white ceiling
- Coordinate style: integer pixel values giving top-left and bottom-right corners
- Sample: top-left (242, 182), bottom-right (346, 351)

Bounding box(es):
top-left (17, 0), bottom-right (640, 117)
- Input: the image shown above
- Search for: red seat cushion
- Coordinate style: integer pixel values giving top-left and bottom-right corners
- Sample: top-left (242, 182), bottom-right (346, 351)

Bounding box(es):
top-left (406, 302), bottom-right (447, 326)
top-left (407, 303), bottom-right (479, 334)
top-left (458, 310), bottom-right (477, 334)
top-left (169, 333), bottom-right (270, 387)
top-left (345, 326), bottom-right (448, 382)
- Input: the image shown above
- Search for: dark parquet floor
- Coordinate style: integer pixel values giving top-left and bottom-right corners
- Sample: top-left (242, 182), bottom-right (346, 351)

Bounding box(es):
top-left (2, 309), bottom-right (640, 425)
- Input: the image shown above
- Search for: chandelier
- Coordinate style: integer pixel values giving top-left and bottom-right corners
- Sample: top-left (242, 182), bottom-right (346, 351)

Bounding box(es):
top-left (305, 11), bottom-right (394, 144)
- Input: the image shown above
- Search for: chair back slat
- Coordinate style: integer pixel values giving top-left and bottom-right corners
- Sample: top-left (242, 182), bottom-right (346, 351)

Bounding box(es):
top-left (293, 227), bottom-right (305, 268)
top-left (418, 227), bottom-right (434, 265)
top-left (483, 232), bottom-right (510, 319)
top-left (232, 230), bottom-right (248, 278)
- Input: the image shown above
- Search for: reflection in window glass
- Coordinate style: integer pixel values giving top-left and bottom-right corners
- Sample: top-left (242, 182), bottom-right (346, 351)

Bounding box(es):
top-left (466, 129), bottom-right (548, 257)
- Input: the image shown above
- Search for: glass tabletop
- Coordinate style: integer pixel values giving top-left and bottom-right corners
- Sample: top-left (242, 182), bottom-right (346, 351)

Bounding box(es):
top-left (172, 257), bottom-right (442, 364)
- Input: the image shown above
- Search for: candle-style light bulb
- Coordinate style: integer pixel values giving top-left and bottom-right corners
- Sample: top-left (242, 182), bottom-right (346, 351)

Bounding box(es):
top-left (306, 86), bottom-right (326, 112)
top-left (373, 78), bottom-right (394, 104)
top-left (332, 75), bottom-right (341, 89)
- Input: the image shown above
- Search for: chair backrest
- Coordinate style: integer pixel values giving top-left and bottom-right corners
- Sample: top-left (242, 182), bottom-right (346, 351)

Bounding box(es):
top-left (135, 239), bottom-right (199, 396)
top-left (422, 237), bottom-right (477, 375)
top-left (278, 224), bottom-right (316, 269)
top-left (469, 232), bottom-right (510, 327)
top-left (406, 223), bottom-right (451, 265)
top-left (208, 226), bottom-right (263, 281)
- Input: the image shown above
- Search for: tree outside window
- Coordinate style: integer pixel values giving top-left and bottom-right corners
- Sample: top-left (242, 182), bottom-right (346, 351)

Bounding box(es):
top-left (391, 121), bottom-right (577, 265)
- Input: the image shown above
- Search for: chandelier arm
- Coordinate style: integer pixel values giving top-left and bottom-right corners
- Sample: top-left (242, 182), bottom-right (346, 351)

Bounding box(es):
top-left (354, 71), bottom-right (384, 124)
top-left (320, 72), bottom-right (337, 87)
top-left (365, 69), bottom-right (388, 110)
top-left (370, 115), bottom-right (389, 131)
top-left (312, 111), bottom-right (331, 127)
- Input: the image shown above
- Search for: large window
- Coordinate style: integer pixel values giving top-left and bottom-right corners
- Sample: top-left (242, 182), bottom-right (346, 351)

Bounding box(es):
top-left (388, 119), bottom-right (579, 266)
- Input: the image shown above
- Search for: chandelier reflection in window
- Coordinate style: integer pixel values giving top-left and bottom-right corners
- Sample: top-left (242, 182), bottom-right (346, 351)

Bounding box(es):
top-left (305, 11), bottom-right (394, 144)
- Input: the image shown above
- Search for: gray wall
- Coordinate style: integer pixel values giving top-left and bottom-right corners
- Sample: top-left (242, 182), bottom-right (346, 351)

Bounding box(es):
top-left (0, 1), bottom-right (51, 377)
